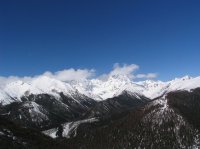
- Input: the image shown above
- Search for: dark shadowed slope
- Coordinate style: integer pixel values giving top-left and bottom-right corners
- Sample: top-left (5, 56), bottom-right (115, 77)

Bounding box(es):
top-left (63, 89), bottom-right (200, 149)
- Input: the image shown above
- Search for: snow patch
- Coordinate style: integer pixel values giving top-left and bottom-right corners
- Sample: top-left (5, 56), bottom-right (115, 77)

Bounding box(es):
top-left (43, 118), bottom-right (98, 139)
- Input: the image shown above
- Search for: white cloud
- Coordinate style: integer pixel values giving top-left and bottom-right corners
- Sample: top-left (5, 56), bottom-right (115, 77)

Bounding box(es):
top-left (98, 63), bottom-right (157, 80)
top-left (0, 68), bottom-right (95, 88)
top-left (0, 63), bottom-right (158, 87)
top-left (97, 63), bottom-right (139, 80)
top-left (136, 73), bottom-right (158, 79)
top-left (42, 68), bottom-right (95, 81)
top-left (109, 63), bottom-right (139, 78)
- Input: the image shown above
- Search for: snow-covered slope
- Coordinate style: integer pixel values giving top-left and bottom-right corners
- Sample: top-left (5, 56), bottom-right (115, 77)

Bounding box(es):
top-left (137, 76), bottom-right (200, 99)
top-left (31, 76), bottom-right (75, 97)
top-left (168, 76), bottom-right (200, 91)
top-left (72, 75), bottom-right (200, 100)
top-left (92, 75), bottom-right (144, 99)
top-left (137, 80), bottom-right (168, 99)
top-left (71, 75), bottom-right (145, 100)
top-left (43, 118), bottom-right (98, 138)
top-left (0, 76), bottom-right (84, 105)
top-left (0, 90), bottom-right (13, 105)
top-left (4, 80), bottom-right (41, 101)
top-left (1, 75), bottom-right (200, 105)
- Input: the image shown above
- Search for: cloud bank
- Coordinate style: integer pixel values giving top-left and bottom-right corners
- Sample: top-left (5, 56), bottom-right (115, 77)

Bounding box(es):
top-left (109, 63), bottom-right (139, 79)
top-left (0, 63), bottom-right (158, 87)
top-left (99, 63), bottom-right (157, 80)
top-left (42, 69), bottom-right (95, 82)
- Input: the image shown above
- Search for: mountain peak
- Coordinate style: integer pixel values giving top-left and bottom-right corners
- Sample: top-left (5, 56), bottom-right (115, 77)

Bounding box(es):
top-left (107, 74), bottom-right (132, 84)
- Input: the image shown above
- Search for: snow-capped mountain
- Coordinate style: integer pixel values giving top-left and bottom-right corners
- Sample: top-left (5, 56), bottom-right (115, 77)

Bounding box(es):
top-left (0, 76), bottom-right (97, 129)
top-left (1, 75), bottom-right (200, 105)
top-left (0, 76), bottom-right (91, 105)
top-left (1, 75), bottom-right (200, 148)
top-left (71, 74), bottom-right (200, 100)
top-left (3, 76), bottom-right (77, 99)
top-left (138, 75), bottom-right (200, 99)
top-left (71, 74), bottom-right (145, 100)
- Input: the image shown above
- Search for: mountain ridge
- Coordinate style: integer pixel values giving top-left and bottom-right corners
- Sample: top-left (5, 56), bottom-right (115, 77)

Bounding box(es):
top-left (1, 75), bottom-right (200, 105)
top-left (1, 75), bottom-right (200, 148)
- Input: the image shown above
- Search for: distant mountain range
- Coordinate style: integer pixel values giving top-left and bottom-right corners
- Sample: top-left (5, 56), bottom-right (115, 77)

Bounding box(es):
top-left (1, 75), bottom-right (199, 104)
top-left (0, 75), bottom-right (200, 148)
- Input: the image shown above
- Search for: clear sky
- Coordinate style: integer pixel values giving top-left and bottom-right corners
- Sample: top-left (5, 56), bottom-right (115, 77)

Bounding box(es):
top-left (1, 0), bottom-right (200, 80)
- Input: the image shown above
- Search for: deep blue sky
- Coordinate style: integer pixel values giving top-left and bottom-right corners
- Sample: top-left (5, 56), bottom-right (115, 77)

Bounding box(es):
top-left (1, 0), bottom-right (200, 80)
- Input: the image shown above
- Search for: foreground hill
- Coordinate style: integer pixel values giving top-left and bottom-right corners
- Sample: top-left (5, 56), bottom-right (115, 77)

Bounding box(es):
top-left (63, 88), bottom-right (200, 149)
